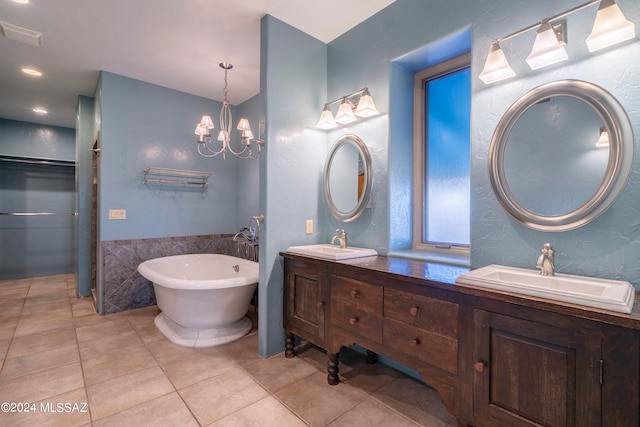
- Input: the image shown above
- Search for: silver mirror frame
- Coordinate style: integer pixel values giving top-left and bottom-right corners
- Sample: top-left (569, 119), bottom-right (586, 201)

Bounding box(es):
top-left (489, 80), bottom-right (635, 231)
top-left (324, 134), bottom-right (373, 222)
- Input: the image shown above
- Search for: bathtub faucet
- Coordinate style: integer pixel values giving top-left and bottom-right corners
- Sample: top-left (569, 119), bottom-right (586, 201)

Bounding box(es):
top-left (331, 229), bottom-right (347, 249)
top-left (234, 227), bottom-right (257, 244)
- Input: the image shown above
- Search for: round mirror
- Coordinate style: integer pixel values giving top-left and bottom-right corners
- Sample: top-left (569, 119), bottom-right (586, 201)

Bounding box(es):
top-left (489, 80), bottom-right (634, 231)
top-left (324, 134), bottom-right (373, 222)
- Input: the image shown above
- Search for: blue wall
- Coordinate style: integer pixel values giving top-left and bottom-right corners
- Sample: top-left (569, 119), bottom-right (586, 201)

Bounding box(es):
top-left (76, 95), bottom-right (95, 296)
top-left (0, 119), bottom-right (76, 279)
top-left (97, 71), bottom-right (241, 240)
top-left (259, 15), bottom-right (328, 356)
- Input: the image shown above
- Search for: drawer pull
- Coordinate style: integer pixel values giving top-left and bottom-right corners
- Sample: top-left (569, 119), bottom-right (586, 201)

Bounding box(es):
top-left (349, 317), bottom-right (359, 325)
top-left (409, 306), bottom-right (419, 316)
top-left (409, 338), bottom-right (420, 347)
top-left (474, 362), bottom-right (485, 373)
top-left (317, 301), bottom-right (324, 308)
top-left (350, 290), bottom-right (359, 298)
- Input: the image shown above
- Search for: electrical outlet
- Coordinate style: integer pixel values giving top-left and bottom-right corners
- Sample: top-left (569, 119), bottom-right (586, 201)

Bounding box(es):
top-left (108, 209), bottom-right (126, 220)
top-left (305, 220), bottom-right (313, 234)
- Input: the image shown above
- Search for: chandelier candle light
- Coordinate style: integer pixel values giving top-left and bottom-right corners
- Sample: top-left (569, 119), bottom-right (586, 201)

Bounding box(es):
top-left (195, 63), bottom-right (264, 160)
top-left (479, 0), bottom-right (635, 85)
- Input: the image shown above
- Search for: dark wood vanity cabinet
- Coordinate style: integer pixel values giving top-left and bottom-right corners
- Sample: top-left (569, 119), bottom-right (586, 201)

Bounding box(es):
top-left (282, 254), bottom-right (640, 426)
top-left (472, 310), bottom-right (602, 426)
top-left (283, 257), bottom-right (328, 354)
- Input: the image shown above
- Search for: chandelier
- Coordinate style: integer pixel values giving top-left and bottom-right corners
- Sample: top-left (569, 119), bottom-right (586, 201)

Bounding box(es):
top-left (194, 63), bottom-right (264, 160)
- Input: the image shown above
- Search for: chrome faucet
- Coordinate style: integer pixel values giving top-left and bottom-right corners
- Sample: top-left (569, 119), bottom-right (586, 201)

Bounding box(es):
top-left (331, 229), bottom-right (347, 249)
top-left (536, 243), bottom-right (555, 276)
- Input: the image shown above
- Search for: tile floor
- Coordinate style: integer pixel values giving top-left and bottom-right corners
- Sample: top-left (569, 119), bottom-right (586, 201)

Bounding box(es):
top-left (0, 274), bottom-right (457, 426)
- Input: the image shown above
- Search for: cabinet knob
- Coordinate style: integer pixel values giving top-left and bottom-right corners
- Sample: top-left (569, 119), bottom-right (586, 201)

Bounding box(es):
top-left (349, 317), bottom-right (359, 326)
top-left (317, 301), bottom-right (324, 308)
top-left (350, 290), bottom-right (359, 298)
top-left (409, 338), bottom-right (420, 347)
top-left (409, 306), bottom-right (419, 316)
top-left (474, 362), bottom-right (485, 373)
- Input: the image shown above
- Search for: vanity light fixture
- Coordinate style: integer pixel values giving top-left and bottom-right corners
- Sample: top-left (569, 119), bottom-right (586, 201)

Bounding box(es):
top-left (479, 0), bottom-right (635, 84)
top-left (478, 42), bottom-right (516, 84)
top-left (194, 63), bottom-right (264, 160)
top-left (586, 0), bottom-right (636, 52)
top-left (526, 20), bottom-right (568, 70)
top-left (315, 87), bottom-right (379, 130)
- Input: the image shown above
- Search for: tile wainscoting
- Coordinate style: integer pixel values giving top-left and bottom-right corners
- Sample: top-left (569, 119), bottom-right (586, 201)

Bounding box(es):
top-left (100, 235), bottom-right (259, 314)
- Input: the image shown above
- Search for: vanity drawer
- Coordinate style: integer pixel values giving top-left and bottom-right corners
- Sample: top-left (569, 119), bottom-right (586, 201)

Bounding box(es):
top-left (331, 301), bottom-right (383, 343)
top-left (384, 288), bottom-right (458, 340)
top-left (331, 275), bottom-right (383, 313)
top-left (383, 317), bottom-right (457, 374)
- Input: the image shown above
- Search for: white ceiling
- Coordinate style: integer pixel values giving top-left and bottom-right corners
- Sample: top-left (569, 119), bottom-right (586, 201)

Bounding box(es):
top-left (0, 0), bottom-right (395, 128)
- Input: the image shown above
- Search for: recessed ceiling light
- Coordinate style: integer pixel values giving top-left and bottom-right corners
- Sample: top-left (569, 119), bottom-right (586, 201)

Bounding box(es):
top-left (11, 0), bottom-right (30, 4)
top-left (33, 107), bottom-right (48, 114)
top-left (22, 67), bottom-right (42, 77)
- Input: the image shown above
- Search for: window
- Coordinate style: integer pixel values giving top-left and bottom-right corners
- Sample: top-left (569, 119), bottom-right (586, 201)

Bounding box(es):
top-left (413, 53), bottom-right (471, 254)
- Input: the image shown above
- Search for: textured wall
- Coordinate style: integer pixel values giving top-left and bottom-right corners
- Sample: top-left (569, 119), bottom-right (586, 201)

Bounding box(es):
top-left (323, 0), bottom-right (640, 285)
top-left (259, 15), bottom-right (328, 357)
top-left (471, 0), bottom-right (640, 284)
top-left (97, 72), bottom-right (240, 241)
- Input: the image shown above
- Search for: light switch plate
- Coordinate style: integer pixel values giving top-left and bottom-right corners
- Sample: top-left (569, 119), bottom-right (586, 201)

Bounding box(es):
top-left (108, 209), bottom-right (126, 220)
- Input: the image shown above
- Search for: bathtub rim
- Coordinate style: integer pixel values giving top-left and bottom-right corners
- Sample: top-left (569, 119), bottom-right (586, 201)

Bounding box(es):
top-left (138, 253), bottom-right (258, 290)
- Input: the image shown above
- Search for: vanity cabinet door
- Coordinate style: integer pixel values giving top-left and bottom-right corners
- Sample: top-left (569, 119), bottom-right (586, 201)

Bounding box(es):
top-left (284, 258), bottom-right (326, 346)
top-left (473, 310), bottom-right (601, 427)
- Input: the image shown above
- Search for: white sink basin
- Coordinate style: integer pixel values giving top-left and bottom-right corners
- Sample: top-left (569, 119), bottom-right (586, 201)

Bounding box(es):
top-left (456, 264), bottom-right (635, 314)
top-left (286, 244), bottom-right (377, 261)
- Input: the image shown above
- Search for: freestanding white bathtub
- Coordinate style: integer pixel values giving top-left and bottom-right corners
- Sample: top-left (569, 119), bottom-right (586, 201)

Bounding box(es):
top-left (137, 254), bottom-right (258, 348)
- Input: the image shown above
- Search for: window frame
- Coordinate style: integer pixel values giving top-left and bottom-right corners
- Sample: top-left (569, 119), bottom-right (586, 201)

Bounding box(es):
top-left (412, 53), bottom-right (471, 256)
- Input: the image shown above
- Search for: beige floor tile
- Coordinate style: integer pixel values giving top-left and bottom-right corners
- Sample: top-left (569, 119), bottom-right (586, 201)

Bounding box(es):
top-left (28, 278), bottom-right (68, 293)
top-left (75, 317), bottom-right (133, 343)
top-left (275, 370), bottom-right (366, 427)
top-left (218, 331), bottom-right (262, 366)
top-left (328, 397), bottom-right (421, 426)
top-left (24, 289), bottom-right (70, 306)
top-left (180, 367), bottom-right (269, 425)
top-left (209, 395), bottom-right (307, 427)
top-left (133, 324), bottom-right (166, 344)
top-left (71, 311), bottom-right (124, 329)
top-left (18, 303), bottom-right (72, 326)
top-left (243, 352), bottom-right (319, 393)
top-left (70, 298), bottom-right (96, 318)
top-left (86, 365), bottom-right (175, 421)
top-left (161, 348), bottom-right (237, 389)
top-left (0, 387), bottom-right (90, 427)
top-left (125, 305), bottom-right (159, 331)
top-left (13, 316), bottom-right (74, 339)
top-left (78, 329), bottom-right (143, 360)
top-left (82, 343), bottom-right (158, 386)
top-left (7, 328), bottom-right (77, 358)
top-left (0, 362), bottom-right (84, 403)
top-left (372, 376), bottom-right (456, 426)
top-left (0, 314), bottom-right (20, 332)
top-left (92, 391), bottom-right (198, 427)
top-left (0, 343), bottom-right (79, 381)
top-left (146, 338), bottom-right (219, 365)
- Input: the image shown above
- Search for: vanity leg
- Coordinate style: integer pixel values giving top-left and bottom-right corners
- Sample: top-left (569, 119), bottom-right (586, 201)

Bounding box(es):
top-left (366, 350), bottom-right (378, 364)
top-left (327, 352), bottom-right (340, 385)
top-left (285, 332), bottom-right (296, 358)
